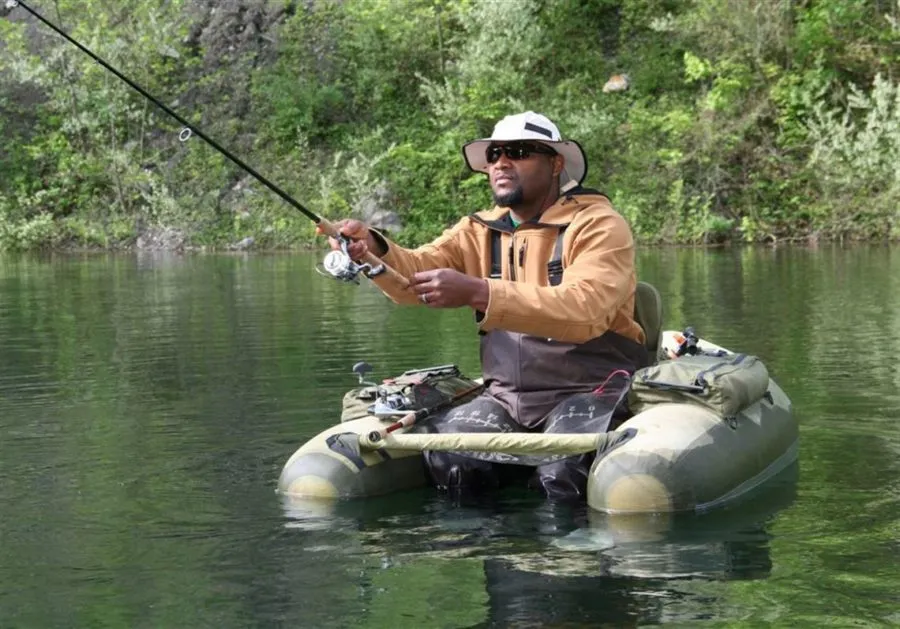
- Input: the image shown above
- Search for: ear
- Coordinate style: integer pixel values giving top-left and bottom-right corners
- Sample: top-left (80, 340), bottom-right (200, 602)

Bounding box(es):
top-left (552, 154), bottom-right (565, 177)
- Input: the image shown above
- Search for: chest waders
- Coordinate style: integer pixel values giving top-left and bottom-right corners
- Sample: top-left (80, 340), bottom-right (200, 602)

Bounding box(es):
top-left (429, 218), bottom-right (633, 500)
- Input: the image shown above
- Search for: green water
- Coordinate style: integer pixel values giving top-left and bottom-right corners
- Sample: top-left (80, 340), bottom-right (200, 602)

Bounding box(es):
top-left (1, 247), bottom-right (898, 628)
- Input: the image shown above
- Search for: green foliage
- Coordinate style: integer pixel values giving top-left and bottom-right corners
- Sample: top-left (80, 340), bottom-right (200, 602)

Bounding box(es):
top-left (420, 0), bottom-right (551, 128)
top-left (2, 0), bottom-right (900, 250)
top-left (379, 137), bottom-right (491, 244)
top-left (805, 73), bottom-right (900, 240)
top-left (0, 203), bottom-right (60, 250)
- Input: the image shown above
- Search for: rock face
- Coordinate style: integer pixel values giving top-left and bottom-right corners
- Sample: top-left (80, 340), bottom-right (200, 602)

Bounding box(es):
top-left (135, 226), bottom-right (186, 251)
top-left (354, 183), bottom-right (403, 235)
top-left (180, 1), bottom-right (294, 129)
top-left (366, 209), bottom-right (404, 234)
top-left (1, 0), bottom-right (21, 18)
top-left (185, 1), bottom-right (292, 72)
top-left (231, 236), bottom-right (255, 250)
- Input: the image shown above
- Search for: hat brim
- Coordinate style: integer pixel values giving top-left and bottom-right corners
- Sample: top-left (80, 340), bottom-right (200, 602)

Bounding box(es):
top-left (462, 139), bottom-right (588, 187)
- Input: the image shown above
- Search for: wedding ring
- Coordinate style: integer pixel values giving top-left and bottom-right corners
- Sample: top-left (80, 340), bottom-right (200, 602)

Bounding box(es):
top-left (420, 293), bottom-right (428, 304)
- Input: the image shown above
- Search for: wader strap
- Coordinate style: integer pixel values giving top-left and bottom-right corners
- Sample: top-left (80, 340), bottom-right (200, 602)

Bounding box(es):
top-left (547, 227), bottom-right (567, 286)
top-left (490, 230), bottom-right (502, 279)
top-left (489, 225), bottom-right (566, 284)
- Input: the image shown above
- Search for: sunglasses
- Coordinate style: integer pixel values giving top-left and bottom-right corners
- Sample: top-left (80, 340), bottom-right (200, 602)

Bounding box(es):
top-left (485, 142), bottom-right (557, 164)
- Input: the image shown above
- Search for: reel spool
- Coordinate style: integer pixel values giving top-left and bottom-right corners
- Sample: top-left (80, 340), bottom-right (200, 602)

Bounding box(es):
top-left (316, 238), bottom-right (385, 284)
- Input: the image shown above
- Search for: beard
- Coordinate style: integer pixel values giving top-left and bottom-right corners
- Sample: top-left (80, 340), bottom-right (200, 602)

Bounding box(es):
top-left (492, 185), bottom-right (524, 207)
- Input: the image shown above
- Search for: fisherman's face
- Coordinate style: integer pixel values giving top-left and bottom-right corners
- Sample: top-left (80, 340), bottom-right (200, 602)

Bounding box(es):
top-left (487, 142), bottom-right (563, 208)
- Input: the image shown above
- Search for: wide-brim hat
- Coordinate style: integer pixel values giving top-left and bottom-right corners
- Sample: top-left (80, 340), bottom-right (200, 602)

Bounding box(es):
top-left (462, 111), bottom-right (587, 190)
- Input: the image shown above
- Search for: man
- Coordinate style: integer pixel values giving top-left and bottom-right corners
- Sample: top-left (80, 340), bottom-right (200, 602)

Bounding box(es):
top-left (326, 111), bottom-right (648, 500)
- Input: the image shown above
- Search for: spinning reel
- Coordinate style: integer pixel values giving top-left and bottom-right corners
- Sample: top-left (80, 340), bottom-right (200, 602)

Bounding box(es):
top-left (316, 236), bottom-right (385, 284)
top-left (351, 361), bottom-right (413, 417)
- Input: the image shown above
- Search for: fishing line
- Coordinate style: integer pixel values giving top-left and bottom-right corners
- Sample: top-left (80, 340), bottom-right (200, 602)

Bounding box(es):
top-left (8, 0), bottom-right (321, 224)
top-left (6, 0), bottom-right (408, 285)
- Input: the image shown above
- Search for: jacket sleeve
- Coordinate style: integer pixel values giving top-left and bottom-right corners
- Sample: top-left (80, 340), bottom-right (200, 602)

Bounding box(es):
top-left (368, 218), bottom-right (473, 305)
top-left (477, 210), bottom-right (637, 343)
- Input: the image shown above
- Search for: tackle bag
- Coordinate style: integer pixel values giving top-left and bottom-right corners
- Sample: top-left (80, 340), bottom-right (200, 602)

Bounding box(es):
top-left (628, 353), bottom-right (770, 418)
top-left (341, 364), bottom-right (481, 422)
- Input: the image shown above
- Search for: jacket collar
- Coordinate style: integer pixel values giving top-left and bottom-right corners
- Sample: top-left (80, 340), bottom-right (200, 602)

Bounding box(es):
top-left (472, 187), bottom-right (609, 229)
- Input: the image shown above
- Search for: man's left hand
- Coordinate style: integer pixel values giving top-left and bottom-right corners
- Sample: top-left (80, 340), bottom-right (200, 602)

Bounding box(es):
top-left (411, 269), bottom-right (489, 311)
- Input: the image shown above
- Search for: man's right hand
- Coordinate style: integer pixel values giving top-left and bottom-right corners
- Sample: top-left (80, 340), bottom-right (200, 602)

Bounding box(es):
top-left (317, 219), bottom-right (383, 259)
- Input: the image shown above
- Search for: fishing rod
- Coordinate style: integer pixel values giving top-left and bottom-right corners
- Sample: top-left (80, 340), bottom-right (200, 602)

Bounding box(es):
top-left (360, 382), bottom-right (485, 448)
top-left (6, 0), bottom-right (407, 287)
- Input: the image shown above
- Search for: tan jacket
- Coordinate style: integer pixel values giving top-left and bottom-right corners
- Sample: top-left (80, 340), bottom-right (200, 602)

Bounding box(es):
top-left (371, 191), bottom-right (645, 346)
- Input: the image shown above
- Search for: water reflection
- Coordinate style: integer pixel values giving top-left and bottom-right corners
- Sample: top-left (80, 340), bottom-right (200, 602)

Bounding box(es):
top-left (281, 464), bottom-right (798, 626)
top-left (4, 248), bottom-right (899, 627)
top-left (552, 463), bottom-right (798, 579)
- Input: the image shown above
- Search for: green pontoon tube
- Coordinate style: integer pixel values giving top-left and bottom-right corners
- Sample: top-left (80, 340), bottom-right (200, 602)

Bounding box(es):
top-left (278, 284), bottom-right (798, 513)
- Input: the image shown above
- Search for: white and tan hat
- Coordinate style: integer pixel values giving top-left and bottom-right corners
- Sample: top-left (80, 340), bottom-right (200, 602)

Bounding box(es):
top-left (462, 111), bottom-right (588, 191)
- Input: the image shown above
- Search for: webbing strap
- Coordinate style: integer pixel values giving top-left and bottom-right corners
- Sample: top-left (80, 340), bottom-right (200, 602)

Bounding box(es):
top-left (547, 227), bottom-right (567, 286)
top-left (488, 226), bottom-right (567, 284)
top-left (490, 230), bottom-right (502, 278)
top-left (695, 353), bottom-right (747, 386)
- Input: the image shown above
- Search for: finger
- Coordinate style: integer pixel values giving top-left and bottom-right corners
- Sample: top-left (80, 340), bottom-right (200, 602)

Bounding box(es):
top-left (340, 219), bottom-right (367, 239)
top-left (412, 270), bottom-right (437, 286)
top-left (429, 291), bottom-right (447, 308)
top-left (347, 241), bottom-right (368, 259)
top-left (321, 221), bottom-right (348, 243)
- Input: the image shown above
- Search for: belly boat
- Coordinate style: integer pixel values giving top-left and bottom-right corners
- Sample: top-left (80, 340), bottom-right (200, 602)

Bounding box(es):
top-left (278, 284), bottom-right (798, 514)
